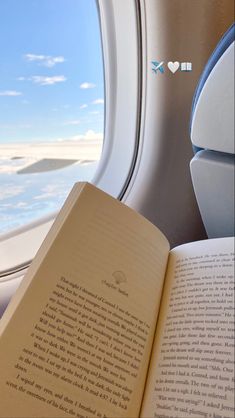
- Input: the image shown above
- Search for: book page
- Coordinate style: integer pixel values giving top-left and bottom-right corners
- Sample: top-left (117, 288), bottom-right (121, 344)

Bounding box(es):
top-left (0, 183), bottom-right (170, 418)
top-left (141, 237), bottom-right (234, 418)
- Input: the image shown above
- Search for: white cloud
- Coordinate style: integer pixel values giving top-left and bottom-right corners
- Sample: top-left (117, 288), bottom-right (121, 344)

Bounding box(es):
top-left (92, 98), bottom-right (104, 105)
top-left (34, 184), bottom-right (66, 200)
top-left (80, 82), bottom-right (95, 89)
top-left (90, 111), bottom-right (100, 115)
top-left (80, 104), bottom-right (88, 109)
top-left (0, 157), bottom-right (36, 175)
top-left (18, 75), bottom-right (67, 86)
top-left (0, 186), bottom-right (25, 199)
top-left (2, 201), bottom-right (28, 209)
top-left (63, 120), bottom-right (80, 126)
top-left (70, 130), bottom-right (103, 141)
top-left (24, 54), bottom-right (65, 68)
top-left (31, 75), bottom-right (66, 85)
top-left (0, 90), bottom-right (22, 96)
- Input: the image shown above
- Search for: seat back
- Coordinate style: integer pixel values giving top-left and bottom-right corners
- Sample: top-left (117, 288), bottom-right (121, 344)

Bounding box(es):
top-left (190, 23), bottom-right (235, 238)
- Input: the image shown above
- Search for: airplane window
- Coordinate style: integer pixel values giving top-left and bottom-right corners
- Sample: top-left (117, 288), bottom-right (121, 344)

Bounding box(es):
top-left (0, 0), bottom-right (104, 235)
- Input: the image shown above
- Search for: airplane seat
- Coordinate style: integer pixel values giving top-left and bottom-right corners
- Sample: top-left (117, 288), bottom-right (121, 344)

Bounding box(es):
top-left (190, 22), bottom-right (235, 238)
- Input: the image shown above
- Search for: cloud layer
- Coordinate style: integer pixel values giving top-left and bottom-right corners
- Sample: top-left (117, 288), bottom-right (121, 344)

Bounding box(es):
top-left (24, 54), bottom-right (65, 68)
top-left (0, 90), bottom-right (22, 96)
top-left (69, 130), bottom-right (103, 141)
top-left (92, 98), bottom-right (104, 105)
top-left (31, 75), bottom-right (67, 86)
top-left (80, 82), bottom-right (96, 89)
top-left (63, 120), bottom-right (80, 126)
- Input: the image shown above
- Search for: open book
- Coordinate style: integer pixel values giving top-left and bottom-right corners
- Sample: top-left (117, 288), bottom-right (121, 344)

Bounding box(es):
top-left (0, 182), bottom-right (234, 418)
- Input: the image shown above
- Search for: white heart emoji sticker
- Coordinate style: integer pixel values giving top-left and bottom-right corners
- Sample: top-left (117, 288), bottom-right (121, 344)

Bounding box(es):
top-left (167, 61), bottom-right (180, 73)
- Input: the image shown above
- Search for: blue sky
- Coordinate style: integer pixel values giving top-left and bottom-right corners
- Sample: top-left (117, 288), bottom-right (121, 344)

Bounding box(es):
top-left (0, 0), bottom-right (104, 143)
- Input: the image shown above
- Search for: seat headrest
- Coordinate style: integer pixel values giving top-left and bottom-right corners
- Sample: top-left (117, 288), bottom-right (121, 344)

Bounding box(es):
top-left (191, 23), bottom-right (235, 154)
